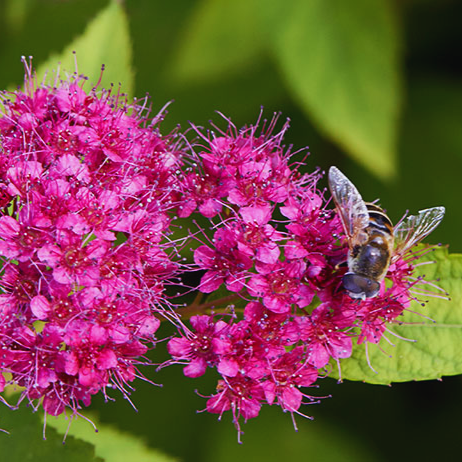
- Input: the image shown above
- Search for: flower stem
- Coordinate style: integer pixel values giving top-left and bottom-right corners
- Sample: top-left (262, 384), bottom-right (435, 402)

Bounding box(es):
top-left (176, 291), bottom-right (245, 319)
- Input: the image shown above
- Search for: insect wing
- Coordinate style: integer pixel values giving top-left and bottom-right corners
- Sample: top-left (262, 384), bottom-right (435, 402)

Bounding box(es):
top-left (328, 166), bottom-right (369, 240)
top-left (393, 206), bottom-right (445, 258)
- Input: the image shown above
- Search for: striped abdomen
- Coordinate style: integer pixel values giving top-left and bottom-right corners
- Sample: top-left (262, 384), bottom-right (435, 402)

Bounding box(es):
top-left (348, 203), bottom-right (394, 281)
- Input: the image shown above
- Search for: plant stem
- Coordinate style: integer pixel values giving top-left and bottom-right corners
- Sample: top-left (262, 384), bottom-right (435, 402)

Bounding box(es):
top-left (176, 291), bottom-right (245, 319)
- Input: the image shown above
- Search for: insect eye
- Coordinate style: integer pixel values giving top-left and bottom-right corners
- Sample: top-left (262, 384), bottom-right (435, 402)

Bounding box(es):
top-left (343, 273), bottom-right (380, 299)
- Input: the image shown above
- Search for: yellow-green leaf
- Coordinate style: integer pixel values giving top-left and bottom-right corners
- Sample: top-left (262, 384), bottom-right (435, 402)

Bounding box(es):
top-left (45, 412), bottom-right (178, 462)
top-left (170, 0), bottom-right (263, 83)
top-left (337, 247), bottom-right (462, 384)
top-left (0, 407), bottom-right (102, 462)
top-left (261, 0), bottom-right (402, 179)
top-left (36, 0), bottom-right (134, 97)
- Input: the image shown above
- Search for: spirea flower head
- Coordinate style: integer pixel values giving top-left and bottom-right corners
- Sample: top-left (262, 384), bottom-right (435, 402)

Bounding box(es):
top-left (0, 60), bottom-right (183, 416)
top-left (167, 112), bottom-right (446, 440)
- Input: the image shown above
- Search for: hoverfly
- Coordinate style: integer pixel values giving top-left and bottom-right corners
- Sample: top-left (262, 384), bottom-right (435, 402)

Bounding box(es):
top-left (328, 166), bottom-right (445, 300)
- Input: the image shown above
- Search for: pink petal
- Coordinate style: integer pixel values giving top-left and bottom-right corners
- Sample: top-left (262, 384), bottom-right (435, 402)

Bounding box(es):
top-left (199, 271), bottom-right (223, 293)
top-left (37, 244), bottom-right (61, 267)
top-left (0, 241), bottom-right (19, 259)
top-left (52, 266), bottom-right (73, 284)
top-left (109, 325), bottom-right (131, 344)
top-left (56, 213), bottom-right (89, 234)
top-left (240, 205), bottom-right (272, 225)
top-left (329, 335), bottom-right (352, 360)
top-left (184, 358), bottom-right (207, 378)
top-left (256, 244), bottom-right (280, 264)
top-left (167, 337), bottom-right (191, 358)
top-left (64, 351), bottom-right (79, 376)
top-left (79, 366), bottom-right (97, 387)
top-left (308, 342), bottom-right (330, 369)
top-left (90, 325), bottom-right (108, 344)
top-left (97, 348), bottom-right (118, 369)
top-left (241, 398), bottom-right (261, 419)
top-left (30, 295), bottom-right (51, 320)
top-left (0, 216), bottom-right (20, 238)
top-left (138, 316), bottom-right (160, 336)
top-left (281, 387), bottom-right (302, 412)
top-left (217, 358), bottom-right (239, 377)
top-left (38, 367), bottom-right (58, 388)
top-left (56, 154), bottom-right (90, 182)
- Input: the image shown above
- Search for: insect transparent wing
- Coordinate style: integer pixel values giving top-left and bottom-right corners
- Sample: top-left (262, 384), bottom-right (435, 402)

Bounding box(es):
top-left (328, 166), bottom-right (369, 239)
top-left (393, 206), bottom-right (445, 258)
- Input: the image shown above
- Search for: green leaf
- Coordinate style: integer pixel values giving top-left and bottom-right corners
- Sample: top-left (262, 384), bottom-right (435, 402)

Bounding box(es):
top-left (0, 407), bottom-right (102, 462)
top-left (260, 0), bottom-right (402, 179)
top-left (36, 0), bottom-right (134, 97)
top-left (45, 412), bottom-right (178, 462)
top-left (170, 0), bottom-right (264, 83)
top-left (338, 247), bottom-right (462, 384)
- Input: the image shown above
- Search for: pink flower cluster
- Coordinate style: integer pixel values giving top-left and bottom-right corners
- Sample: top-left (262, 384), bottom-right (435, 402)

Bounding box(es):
top-left (0, 67), bottom-right (182, 415)
top-left (0, 65), bottom-right (439, 437)
top-left (167, 115), bottom-right (432, 438)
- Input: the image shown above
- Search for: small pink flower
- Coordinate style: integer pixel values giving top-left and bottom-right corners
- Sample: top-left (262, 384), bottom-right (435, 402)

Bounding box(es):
top-left (178, 167), bottom-right (234, 218)
top-left (0, 211), bottom-right (50, 262)
top-left (168, 315), bottom-right (230, 378)
top-left (263, 347), bottom-right (318, 412)
top-left (63, 321), bottom-right (117, 389)
top-left (248, 260), bottom-right (314, 313)
top-left (195, 228), bottom-right (252, 293)
top-left (38, 231), bottom-right (109, 286)
top-left (6, 161), bottom-right (44, 197)
top-left (207, 375), bottom-right (265, 439)
top-left (236, 206), bottom-right (282, 264)
top-left (55, 154), bottom-right (91, 182)
top-left (297, 304), bottom-right (352, 368)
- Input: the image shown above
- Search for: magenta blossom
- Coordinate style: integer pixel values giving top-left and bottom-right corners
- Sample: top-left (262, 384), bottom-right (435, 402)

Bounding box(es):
top-left (167, 315), bottom-right (231, 377)
top-left (166, 112), bottom-right (445, 437)
top-left (248, 260), bottom-right (314, 313)
top-left (194, 227), bottom-right (253, 293)
top-left (0, 61), bottom-right (182, 417)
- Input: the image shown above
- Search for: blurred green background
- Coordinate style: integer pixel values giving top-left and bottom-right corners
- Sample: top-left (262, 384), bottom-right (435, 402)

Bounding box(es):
top-left (0, 0), bottom-right (461, 460)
